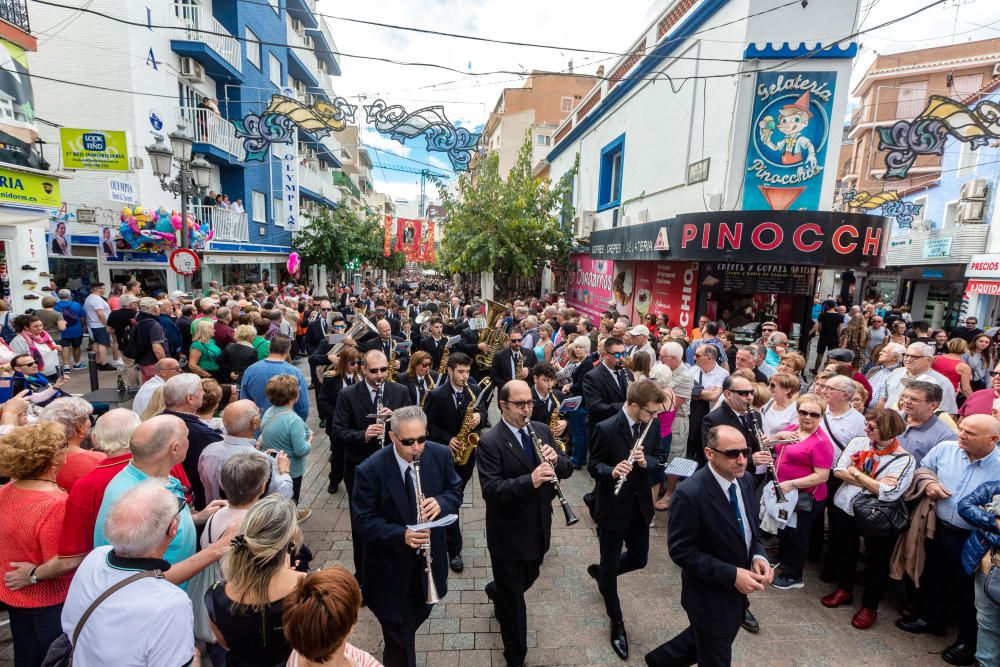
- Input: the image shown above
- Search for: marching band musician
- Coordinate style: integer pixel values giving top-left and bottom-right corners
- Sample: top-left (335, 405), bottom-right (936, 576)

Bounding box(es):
top-left (396, 350), bottom-right (440, 408)
top-left (582, 337), bottom-right (635, 439)
top-left (587, 379), bottom-right (667, 660)
top-left (477, 379), bottom-right (573, 667)
top-left (332, 349), bottom-right (412, 576)
top-left (362, 319), bottom-right (408, 379)
top-left (352, 405), bottom-right (464, 667)
top-left (417, 316), bottom-right (448, 371)
top-left (492, 326), bottom-right (536, 392)
top-left (423, 351), bottom-right (484, 574)
top-left (529, 363), bottom-right (567, 439)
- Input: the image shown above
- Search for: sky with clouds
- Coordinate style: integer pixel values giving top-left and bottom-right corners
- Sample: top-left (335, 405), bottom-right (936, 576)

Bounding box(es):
top-left (319, 0), bottom-right (1000, 204)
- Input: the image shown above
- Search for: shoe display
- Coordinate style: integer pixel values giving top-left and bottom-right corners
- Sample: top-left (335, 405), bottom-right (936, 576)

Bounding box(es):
top-left (741, 609), bottom-right (760, 634)
top-left (23, 294), bottom-right (39, 300)
top-left (20, 265), bottom-right (36, 271)
top-left (21, 279), bottom-right (37, 288)
top-left (610, 621), bottom-right (629, 660)
top-left (851, 607), bottom-right (877, 629)
top-left (449, 554), bottom-right (464, 573)
top-left (771, 574), bottom-right (804, 590)
top-left (38, 271), bottom-right (52, 277)
top-left (894, 616), bottom-right (947, 636)
top-left (821, 589), bottom-right (854, 608)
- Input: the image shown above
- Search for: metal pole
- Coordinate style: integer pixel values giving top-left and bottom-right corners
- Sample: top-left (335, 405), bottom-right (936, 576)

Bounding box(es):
top-left (179, 166), bottom-right (192, 294)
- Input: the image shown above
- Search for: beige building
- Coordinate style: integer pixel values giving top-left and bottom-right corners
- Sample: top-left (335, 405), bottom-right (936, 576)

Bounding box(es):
top-left (842, 38), bottom-right (1000, 195)
top-left (480, 70), bottom-right (600, 177)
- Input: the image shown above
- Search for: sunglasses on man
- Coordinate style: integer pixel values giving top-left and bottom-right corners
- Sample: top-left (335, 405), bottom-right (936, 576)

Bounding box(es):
top-left (710, 447), bottom-right (751, 459)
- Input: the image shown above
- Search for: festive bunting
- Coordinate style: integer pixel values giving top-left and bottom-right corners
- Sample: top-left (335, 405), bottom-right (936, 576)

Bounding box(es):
top-left (363, 100), bottom-right (480, 171)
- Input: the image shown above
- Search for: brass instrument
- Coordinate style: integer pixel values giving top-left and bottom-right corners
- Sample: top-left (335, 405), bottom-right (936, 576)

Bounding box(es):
top-left (524, 422), bottom-right (579, 525)
top-left (613, 417), bottom-right (657, 496)
top-left (411, 457), bottom-right (441, 605)
top-left (437, 343), bottom-right (450, 377)
top-left (453, 378), bottom-right (492, 466)
top-left (387, 345), bottom-right (399, 382)
top-left (548, 398), bottom-right (567, 453)
top-left (474, 298), bottom-right (511, 370)
top-left (746, 406), bottom-right (786, 503)
top-left (515, 349), bottom-right (524, 380)
top-left (331, 308), bottom-right (378, 358)
top-left (415, 310), bottom-right (434, 336)
top-left (420, 373), bottom-right (436, 409)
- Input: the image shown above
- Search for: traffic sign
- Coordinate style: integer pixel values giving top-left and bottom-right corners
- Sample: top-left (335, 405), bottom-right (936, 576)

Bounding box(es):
top-left (169, 248), bottom-right (200, 276)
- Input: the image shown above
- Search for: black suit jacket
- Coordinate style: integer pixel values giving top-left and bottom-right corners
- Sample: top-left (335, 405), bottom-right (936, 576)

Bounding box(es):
top-left (395, 371), bottom-right (440, 407)
top-left (351, 442), bottom-right (464, 622)
top-left (423, 380), bottom-right (484, 444)
top-left (331, 381), bottom-right (412, 464)
top-left (418, 335), bottom-right (448, 371)
top-left (582, 363), bottom-right (634, 432)
top-left (589, 410), bottom-right (664, 527)
top-left (304, 316), bottom-right (329, 352)
top-left (361, 334), bottom-right (409, 372)
top-left (668, 466), bottom-right (766, 637)
top-left (491, 347), bottom-right (537, 391)
top-left (476, 420), bottom-right (573, 562)
top-left (529, 386), bottom-right (564, 425)
top-left (568, 357), bottom-right (595, 396)
top-left (701, 402), bottom-right (763, 455)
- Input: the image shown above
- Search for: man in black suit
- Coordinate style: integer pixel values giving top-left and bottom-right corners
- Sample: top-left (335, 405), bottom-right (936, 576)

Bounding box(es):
top-left (423, 351), bottom-right (484, 573)
top-left (587, 379), bottom-right (667, 660)
top-left (331, 349), bottom-right (412, 575)
top-left (477, 379), bottom-right (573, 667)
top-left (529, 363), bottom-right (566, 439)
top-left (644, 425), bottom-right (773, 667)
top-left (582, 337), bottom-right (633, 439)
top-left (352, 405), bottom-right (464, 667)
top-left (362, 318), bottom-right (408, 380)
top-left (491, 327), bottom-right (535, 392)
top-left (417, 316), bottom-right (449, 371)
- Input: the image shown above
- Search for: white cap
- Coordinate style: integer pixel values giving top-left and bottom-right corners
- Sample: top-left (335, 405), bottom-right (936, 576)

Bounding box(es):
top-left (627, 325), bottom-right (649, 337)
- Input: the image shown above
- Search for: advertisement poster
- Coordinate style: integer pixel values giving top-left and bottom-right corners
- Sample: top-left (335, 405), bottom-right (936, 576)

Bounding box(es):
top-left (743, 71), bottom-right (836, 211)
top-left (49, 219), bottom-right (72, 256)
top-left (59, 128), bottom-right (129, 171)
top-left (0, 168), bottom-right (60, 209)
top-left (631, 261), bottom-right (699, 331)
top-left (99, 226), bottom-right (119, 259)
top-left (700, 262), bottom-right (812, 296)
top-left (567, 253), bottom-right (615, 321)
top-left (0, 42), bottom-right (46, 170)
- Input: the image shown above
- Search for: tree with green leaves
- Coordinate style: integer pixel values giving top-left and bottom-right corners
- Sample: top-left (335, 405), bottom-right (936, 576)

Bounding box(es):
top-left (294, 203), bottom-right (406, 275)
top-left (433, 133), bottom-right (576, 297)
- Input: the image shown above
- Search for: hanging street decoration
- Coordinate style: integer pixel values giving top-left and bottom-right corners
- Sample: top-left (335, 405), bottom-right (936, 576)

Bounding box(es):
top-left (362, 100), bottom-right (480, 171)
top-left (232, 95), bottom-right (358, 161)
top-left (877, 95), bottom-right (1000, 179)
top-left (836, 188), bottom-right (924, 228)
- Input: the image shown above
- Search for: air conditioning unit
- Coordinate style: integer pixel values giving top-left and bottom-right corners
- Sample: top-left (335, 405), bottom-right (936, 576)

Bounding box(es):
top-left (637, 208), bottom-right (649, 224)
top-left (958, 199), bottom-right (985, 223)
top-left (993, 62), bottom-right (1000, 77)
top-left (960, 178), bottom-right (988, 200)
top-left (129, 156), bottom-right (144, 171)
top-left (574, 211), bottom-right (595, 239)
top-left (291, 19), bottom-right (304, 35)
top-left (179, 57), bottom-right (204, 83)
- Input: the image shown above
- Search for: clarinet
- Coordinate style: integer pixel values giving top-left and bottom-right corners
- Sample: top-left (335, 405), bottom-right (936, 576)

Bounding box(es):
top-left (525, 422), bottom-right (579, 526)
top-left (746, 407), bottom-right (786, 503)
top-left (374, 384), bottom-right (388, 448)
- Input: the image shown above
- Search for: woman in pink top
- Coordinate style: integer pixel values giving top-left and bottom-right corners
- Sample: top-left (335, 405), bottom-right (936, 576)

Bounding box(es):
top-left (0, 422), bottom-right (71, 667)
top-left (756, 393), bottom-right (834, 591)
top-left (932, 338), bottom-right (973, 398)
top-left (283, 567), bottom-right (382, 667)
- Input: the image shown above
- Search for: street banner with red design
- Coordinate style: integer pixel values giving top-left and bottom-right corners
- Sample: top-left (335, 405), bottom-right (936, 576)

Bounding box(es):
top-left (383, 215), bottom-right (393, 256)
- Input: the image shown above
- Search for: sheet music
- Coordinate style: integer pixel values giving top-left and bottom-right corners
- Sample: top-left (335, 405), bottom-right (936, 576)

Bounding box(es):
top-left (407, 513), bottom-right (459, 531)
top-left (662, 457), bottom-right (698, 478)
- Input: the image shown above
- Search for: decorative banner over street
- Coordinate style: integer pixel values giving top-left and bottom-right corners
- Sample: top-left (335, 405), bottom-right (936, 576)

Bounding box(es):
top-left (423, 220), bottom-right (435, 263)
top-left (743, 71), bottom-right (836, 211)
top-left (59, 128), bottom-right (129, 171)
top-left (396, 217), bottom-right (422, 261)
top-left (383, 215), bottom-right (393, 256)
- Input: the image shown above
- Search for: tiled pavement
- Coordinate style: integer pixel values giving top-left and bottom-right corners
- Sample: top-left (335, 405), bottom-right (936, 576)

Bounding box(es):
top-left (0, 364), bottom-right (958, 665)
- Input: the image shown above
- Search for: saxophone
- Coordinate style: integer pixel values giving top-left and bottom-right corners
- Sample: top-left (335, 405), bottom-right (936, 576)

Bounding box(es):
top-left (548, 398), bottom-right (567, 453)
top-left (420, 373), bottom-right (436, 409)
top-left (437, 344), bottom-right (450, 377)
top-left (387, 346), bottom-right (399, 382)
top-left (515, 351), bottom-right (524, 380)
top-left (453, 378), bottom-right (491, 466)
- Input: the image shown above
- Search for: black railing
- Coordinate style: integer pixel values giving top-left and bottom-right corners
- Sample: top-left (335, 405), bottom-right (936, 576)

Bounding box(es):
top-left (0, 0), bottom-right (29, 34)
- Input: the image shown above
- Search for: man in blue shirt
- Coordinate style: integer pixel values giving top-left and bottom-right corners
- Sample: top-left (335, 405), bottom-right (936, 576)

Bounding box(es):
top-left (896, 414), bottom-right (1000, 665)
top-left (240, 334), bottom-right (309, 420)
top-left (55, 289), bottom-right (86, 369)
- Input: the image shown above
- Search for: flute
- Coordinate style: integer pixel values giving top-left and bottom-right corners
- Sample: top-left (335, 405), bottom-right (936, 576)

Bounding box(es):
top-left (613, 418), bottom-right (657, 496)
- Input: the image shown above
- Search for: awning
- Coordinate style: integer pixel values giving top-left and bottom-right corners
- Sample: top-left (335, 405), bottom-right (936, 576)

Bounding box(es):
top-left (966, 279), bottom-right (1000, 295)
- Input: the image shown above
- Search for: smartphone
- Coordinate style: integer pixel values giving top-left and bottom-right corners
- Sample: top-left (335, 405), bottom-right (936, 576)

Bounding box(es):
top-left (265, 449), bottom-right (279, 458)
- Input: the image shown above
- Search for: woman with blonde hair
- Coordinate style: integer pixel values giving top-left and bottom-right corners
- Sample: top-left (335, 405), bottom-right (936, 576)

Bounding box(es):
top-left (189, 319), bottom-right (223, 381)
top-left (840, 314), bottom-right (870, 371)
top-left (218, 324), bottom-right (259, 382)
top-left (197, 378), bottom-right (224, 431)
top-left (932, 337), bottom-right (973, 398)
top-left (140, 385), bottom-right (166, 421)
top-left (207, 496), bottom-right (305, 667)
top-left (762, 372), bottom-right (800, 436)
top-left (534, 323), bottom-right (554, 363)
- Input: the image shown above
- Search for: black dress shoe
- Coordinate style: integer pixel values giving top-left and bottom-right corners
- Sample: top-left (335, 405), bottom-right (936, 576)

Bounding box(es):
top-left (587, 563), bottom-right (600, 582)
top-left (941, 641), bottom-right (976, 666)
top-left (327, 481), bottom-right (338, 494)
top-left (894, 616), bottom-right (947, 636)
top-left (319, 418), bottom-right (326, 429)
top-left (449, 554), bottom-right (464, 573)
top-left (611, 621), bottom-right (629, 660)
top-left (741, 609), bottom-right (760, 634)
top-left (485, 580), bottom-right (496, 602)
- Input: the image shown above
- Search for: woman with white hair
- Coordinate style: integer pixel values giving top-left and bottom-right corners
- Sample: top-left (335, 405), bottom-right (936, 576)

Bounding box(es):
top-left (39, 396), bottom-right (100, 491)
top-left (865, 342), bottom-right (905, 409)
top-left (559, 335), bottom-right (594, 469)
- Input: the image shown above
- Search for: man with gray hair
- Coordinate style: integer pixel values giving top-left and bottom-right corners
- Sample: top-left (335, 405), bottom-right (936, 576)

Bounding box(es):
top-left (817, 374), bottom-right (867, 462)
top-left (735, 346), bottom-right (767, 383)
top-left (55, 288), bottom-right (86, 369)
top-left (199, 399), bottom-right (293, 503)
top-left (60, 481), bottom-right (196, 666)
top-left (212, 305), bottom-right (235, 349)
top-left (650, 341), bottom-right (693, 509)
top-left (131, 358), bottom-right (181, 418)
top-left (897, 379), bottom-right (957, 464)
top-left (162, 373), bottom-right (222, 508)
top-left (866, 342), bottom-right (904, 408)
top-left (883, 342), bottom-right (959, 413)
top-left (130, 296), bottom-right (168, 384)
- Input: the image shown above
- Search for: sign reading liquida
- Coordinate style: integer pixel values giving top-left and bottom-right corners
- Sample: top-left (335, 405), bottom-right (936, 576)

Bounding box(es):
top-left (60, 128), bottom-right (129, 171)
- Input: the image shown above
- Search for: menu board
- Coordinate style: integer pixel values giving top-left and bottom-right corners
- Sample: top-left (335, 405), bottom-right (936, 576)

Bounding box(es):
top-left (701, 262), bottom-right (812, 296)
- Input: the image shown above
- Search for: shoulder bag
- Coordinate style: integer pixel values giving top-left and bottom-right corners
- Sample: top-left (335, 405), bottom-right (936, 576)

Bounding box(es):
top-left (984, 549), bottom-right (1000, 607)
top-left (852, 453), bottom-right (912, 538)
top-left (42, 569), bottom-right (161, 667)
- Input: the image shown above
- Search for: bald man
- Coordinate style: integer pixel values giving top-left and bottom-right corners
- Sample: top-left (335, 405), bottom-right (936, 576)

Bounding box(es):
top-left (132, 357), bottom-right (182, 418)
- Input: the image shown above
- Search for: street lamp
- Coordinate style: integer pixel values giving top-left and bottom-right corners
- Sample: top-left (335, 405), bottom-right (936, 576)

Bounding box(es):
top-left (145, 120), bottom-right (209, 293)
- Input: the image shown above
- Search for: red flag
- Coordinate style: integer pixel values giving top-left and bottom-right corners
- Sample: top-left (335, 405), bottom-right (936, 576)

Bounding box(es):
top-left (424, 220), bottom-right (435, 263)
top-left (396, 218), bottom-right (422, 261)
top-left (383, 215), bottom-right (393, 256)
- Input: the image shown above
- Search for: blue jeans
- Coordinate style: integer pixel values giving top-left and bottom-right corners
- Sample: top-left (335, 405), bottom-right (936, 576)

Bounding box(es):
top-left (976, 570), bottom-right (1000, 666)
top-left (569, 405), bottom-right (588, 466)
top-left (7, 603), bottom-right (63, 667)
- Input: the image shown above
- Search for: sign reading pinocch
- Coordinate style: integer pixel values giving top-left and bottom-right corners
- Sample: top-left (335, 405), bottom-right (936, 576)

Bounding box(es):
top-left (169, 248), bottom-right (200, 276)
top-left (59, 128), bottom-right (129, 171)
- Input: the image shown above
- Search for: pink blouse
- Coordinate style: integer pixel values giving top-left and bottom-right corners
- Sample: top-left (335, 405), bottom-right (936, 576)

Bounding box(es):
top-left (775, 429), bottom-right (835, 501)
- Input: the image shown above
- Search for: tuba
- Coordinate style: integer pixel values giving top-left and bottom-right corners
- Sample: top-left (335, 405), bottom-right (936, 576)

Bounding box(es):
top-left (331, 307), bottom-right (378, 357)
top-left (412, 457), bottom-right (441, 605)
top-left (453, 378), bottom-right (491, 466)
top-left (474, 298), bottom-right (511, 370)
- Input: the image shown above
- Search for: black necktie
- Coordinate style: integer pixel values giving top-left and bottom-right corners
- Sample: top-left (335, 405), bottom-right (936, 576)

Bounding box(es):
top-left (455, 391), bottom-right (463, 409)
top-left (616, 370), bottom-right (628, 396)
top-left (632, 421), bottom-right (642, 441)
top-left (512, 353), bottom-right (519, 377)
top-left (417, 378), bottom-right (426, 392)
top-left (404, 467), bottom-right (417, 524)
top-left (519, 428), bottom-right (537, 466)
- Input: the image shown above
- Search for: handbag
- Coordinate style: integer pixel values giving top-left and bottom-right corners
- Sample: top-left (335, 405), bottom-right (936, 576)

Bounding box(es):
top-left (42, 569), bottom-right (161, 667)
top-left (984, 550), bottom-right (1000, 607)
top-left (852, 453), bottom-right (912, 538)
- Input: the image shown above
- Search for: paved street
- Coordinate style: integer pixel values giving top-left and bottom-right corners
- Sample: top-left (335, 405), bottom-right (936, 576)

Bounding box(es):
top-left (0, 365), bottom-right (956, 666)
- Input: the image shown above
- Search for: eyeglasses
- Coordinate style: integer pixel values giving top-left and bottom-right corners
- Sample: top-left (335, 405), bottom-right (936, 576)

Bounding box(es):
top-left (610, 351), bottom-right (625, 358)
top-left (367, 366), bottom-right (389, 373)
top-left (420, 361), bottom-right (432, 367)
top-left (768, 383), bottom-right (778, 389)
top-left (798, 409), bottom-right (822, 419)
top-left (903, 354), bottom-right (928, 360)
top-left (709, 447), bottom-right (751, 459)
top-left (398, 435), bottom-right (428, 446)
top-left (729, 389), bottom-right (753, 396)
top-left (504, 399), bottom-right (534, 409)
top-left (509, 338), bottom-right (523, 344)
top-left (348, 360), bottom-right (359, 366)
top-left (322, 308), bottom-right (333, 312)
top-left (168, 495), bottom-right (189, 534)
top-left (15, 361), bottom-right (37, 368)
top-left (864, 423), bottom-right (878, 431)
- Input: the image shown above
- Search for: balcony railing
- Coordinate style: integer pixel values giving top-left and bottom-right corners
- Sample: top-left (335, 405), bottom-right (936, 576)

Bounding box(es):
top-left (172, 1), bottom-right (241, 74)
top-left (190, 204), bottom-right (248, 243)
top-left (333, 171), bottom-right (361, 199)
top-left (178, 108), bottom-right (245, 161)
top-left (298, 161), bottom-right (340, 202)
top-left (286, 21), bottom-right (320, 81)
top-left (0, 0), bottom-right (30, 34)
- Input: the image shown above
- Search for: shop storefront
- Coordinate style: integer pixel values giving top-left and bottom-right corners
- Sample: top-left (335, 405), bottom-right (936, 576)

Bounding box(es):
top-left (571, 210), bottom-right (890, 348)
top-left (202, 251), bottom-right (288, 287)
top-left (963, 253), bottom-right (1000, 328)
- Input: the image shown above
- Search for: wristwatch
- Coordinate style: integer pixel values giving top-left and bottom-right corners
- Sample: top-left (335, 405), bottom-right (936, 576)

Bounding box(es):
top-left (28, 566), bottom-right (39, 585)
top-left (789, 480), bottom-right (798, 489)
